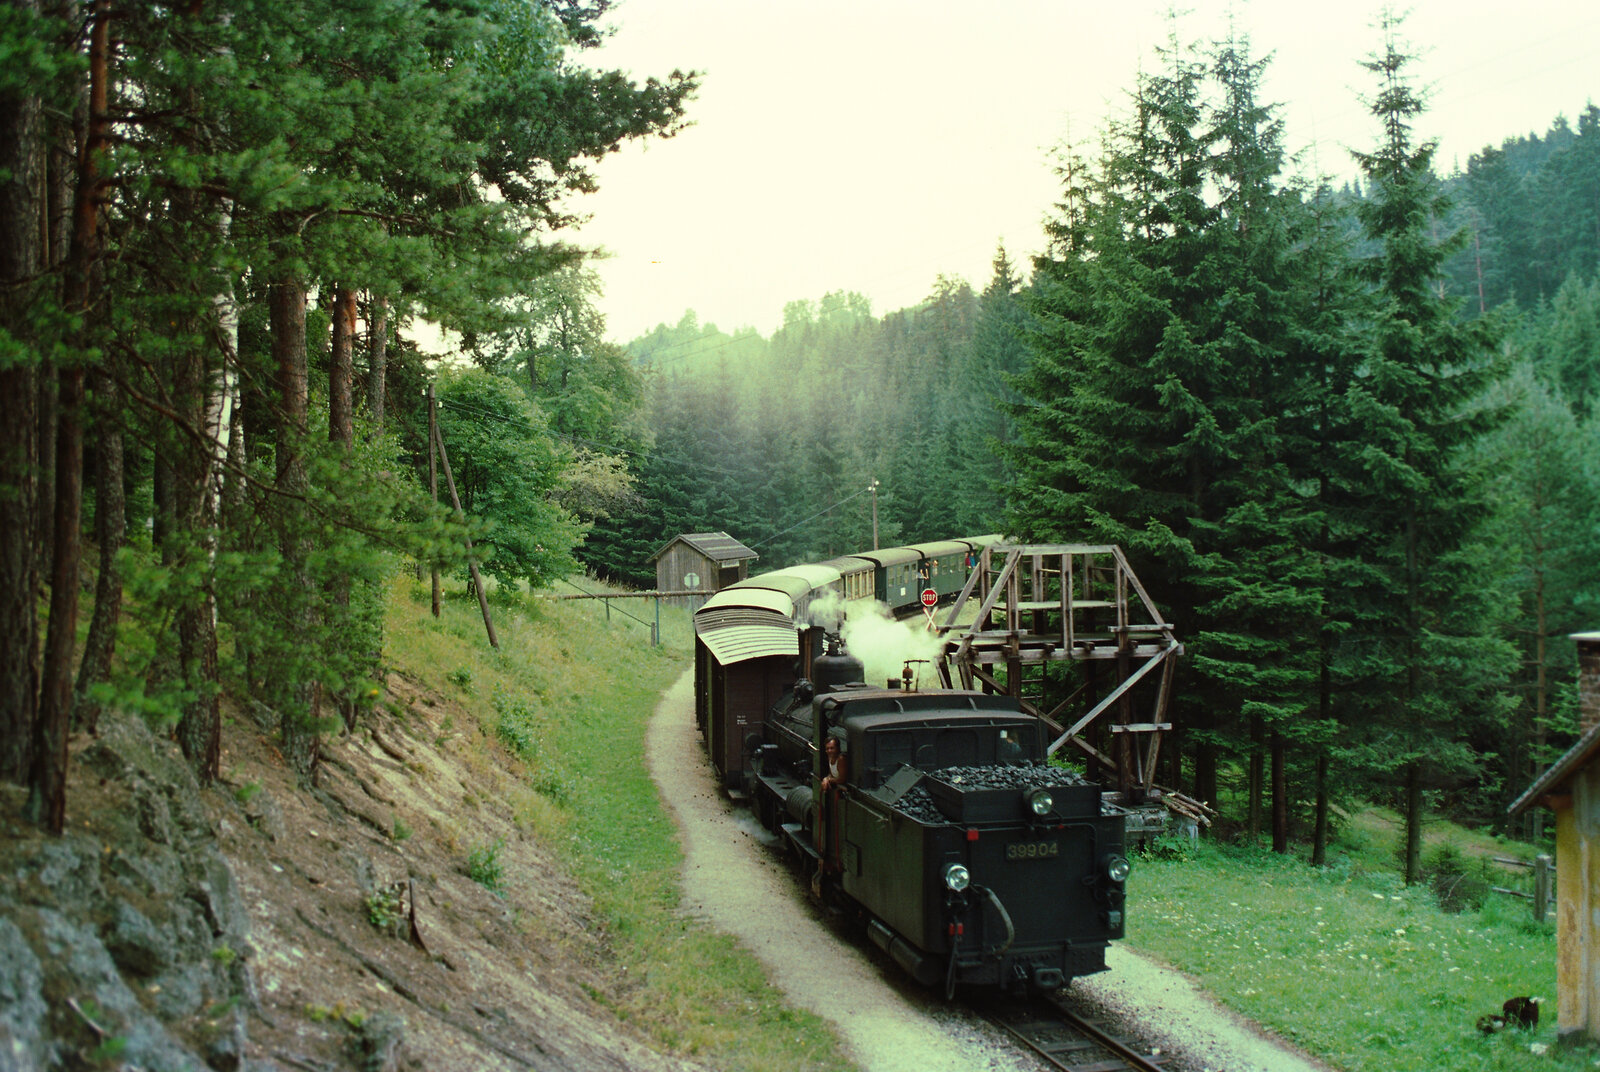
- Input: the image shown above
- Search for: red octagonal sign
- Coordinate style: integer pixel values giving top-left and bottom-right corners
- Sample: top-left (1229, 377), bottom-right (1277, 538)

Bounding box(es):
top-left (920, 588), bottom-right (938, 608)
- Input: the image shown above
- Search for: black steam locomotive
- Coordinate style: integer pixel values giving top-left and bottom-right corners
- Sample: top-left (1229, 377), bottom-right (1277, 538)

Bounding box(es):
top-left (693, 534), bottom-right (1134, 997)
top-left (740, 633), bottom-right (1129, 996)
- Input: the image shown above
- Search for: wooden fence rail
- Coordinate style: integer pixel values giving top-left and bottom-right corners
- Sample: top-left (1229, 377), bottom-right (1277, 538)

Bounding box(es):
top-left (1486, 853), bottom-right (1555, 923)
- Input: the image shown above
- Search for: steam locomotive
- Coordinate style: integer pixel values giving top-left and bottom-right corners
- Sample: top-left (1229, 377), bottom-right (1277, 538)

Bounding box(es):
top-left (692, 538), bottom-right (1131, 996)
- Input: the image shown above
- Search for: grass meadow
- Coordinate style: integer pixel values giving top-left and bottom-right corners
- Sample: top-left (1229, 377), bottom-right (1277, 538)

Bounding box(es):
top-left (1128, 827), bottom-right (1580, 1071)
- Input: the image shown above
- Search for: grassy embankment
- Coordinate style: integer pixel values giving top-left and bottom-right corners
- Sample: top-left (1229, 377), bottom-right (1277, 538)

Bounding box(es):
top-left (383, 570), bottom-right (854, 1072)
top-left (1128, 814), bottom-right (1577, 1072)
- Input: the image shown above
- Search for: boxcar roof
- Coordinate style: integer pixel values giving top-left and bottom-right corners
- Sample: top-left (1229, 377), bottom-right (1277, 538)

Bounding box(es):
top-left (694, 586), bottom-right (799, 664)
top-left (698, 586), bottom-right (792, 618)
top-left (697, 619), bottom-right (799, 664)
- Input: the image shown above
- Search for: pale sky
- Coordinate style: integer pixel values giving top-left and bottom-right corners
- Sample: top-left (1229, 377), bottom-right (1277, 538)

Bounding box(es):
top-left (573, 1), bottom-right (1598, 344)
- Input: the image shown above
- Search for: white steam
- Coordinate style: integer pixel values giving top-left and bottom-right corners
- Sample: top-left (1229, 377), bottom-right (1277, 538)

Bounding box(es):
top-left (806, 590), bottom-right (847, 632)
top-left (800, 593), bottom-right (943, 690)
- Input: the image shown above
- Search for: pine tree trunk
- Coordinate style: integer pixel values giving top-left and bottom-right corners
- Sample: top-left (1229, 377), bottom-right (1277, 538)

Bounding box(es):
top-left (1312, 641), bottom-right (1333, 866)
top-left (330, 284), bottom-right (355, 447)
top-left (1248, 713), bottom-right (1264, 841)
top-left (272, 274), bottom-right (321, 781)
top-left (329, 284), bottom-right (355, 728)
top-left (1271, 728), bottom-right (1288, 853)
top-left (1404, 760), bottom-right (1423, 885)
top-left (35, 359), bottom-right (56, 566)
top-left (27, 365), bottom-right (84, 833)
top-left (367, 296), bottom-right (388, 435)
top-left (0, 0), bottom-right (44, 785)
top-left (1311, 752), bottom-right (1329, 867)
top-left (26, 0), bottom-right (109, 832)
top-left (73, 368), bottom-right (124, 734)
top-left (173, 244), bottom-right (235, 783)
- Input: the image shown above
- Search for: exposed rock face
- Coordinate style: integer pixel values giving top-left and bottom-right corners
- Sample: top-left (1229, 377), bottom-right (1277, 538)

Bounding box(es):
top-left (3, 673), bottom-right (709, 1072)
top-left (0, 716), bottom-right (255, 1071)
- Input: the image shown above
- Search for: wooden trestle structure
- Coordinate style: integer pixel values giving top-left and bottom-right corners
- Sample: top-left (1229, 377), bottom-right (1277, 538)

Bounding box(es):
top-left (931, 544), bottom-right (1184, 804)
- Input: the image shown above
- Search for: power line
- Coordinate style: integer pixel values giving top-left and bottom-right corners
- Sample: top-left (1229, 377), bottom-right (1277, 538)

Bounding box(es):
top-left (745, 484), bottom-right (875, 551)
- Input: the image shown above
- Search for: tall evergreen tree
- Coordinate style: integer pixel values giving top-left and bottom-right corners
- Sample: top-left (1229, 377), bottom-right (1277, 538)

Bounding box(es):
top-left (951, 245), bottom-right (1030, 534)
top-left (1346, 16), bottom-right (1515, 883)
top-left (1009, 29), bottom-right (1338, 820)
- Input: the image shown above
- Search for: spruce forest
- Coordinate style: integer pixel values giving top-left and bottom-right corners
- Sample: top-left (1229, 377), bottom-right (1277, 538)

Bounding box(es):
top-left (587, 29), bottom-right (1600, 878)
top-left (2, 2), bottom-right (1597, 891)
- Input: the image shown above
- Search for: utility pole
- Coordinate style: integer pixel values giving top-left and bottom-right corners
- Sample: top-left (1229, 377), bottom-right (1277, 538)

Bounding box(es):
top-left (869, 478), bottom-right (880, 550)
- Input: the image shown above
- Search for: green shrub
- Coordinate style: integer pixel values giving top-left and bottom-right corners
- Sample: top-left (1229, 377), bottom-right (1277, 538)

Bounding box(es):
top-left (1424, 843), bottom-right (1490, 914)
top-left (466, 840), bottom-right (505, 893)
top-left (366, 887), bottom-right (404, 932)
top-left (492, 689), bottom-right (541, 761)
top-left (1139, 832), bottom-right (1196, 861)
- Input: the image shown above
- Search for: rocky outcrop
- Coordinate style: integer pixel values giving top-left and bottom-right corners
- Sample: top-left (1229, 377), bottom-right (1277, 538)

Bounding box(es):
top-left (0, 715), bottom-right (256, 1071)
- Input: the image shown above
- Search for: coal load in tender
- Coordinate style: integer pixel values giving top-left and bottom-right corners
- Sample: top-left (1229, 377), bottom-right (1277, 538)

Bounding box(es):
top-left (889, 763), bottom-right (1093, 826)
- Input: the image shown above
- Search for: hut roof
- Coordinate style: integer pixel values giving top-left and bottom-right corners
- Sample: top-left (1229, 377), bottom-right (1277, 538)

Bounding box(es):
top-left (1508, 721), bottom-right (1600, 816)
top-left (648, 531), bottom-right (759, 565)
top-left (1509, 631), bottom-right (1600, 816)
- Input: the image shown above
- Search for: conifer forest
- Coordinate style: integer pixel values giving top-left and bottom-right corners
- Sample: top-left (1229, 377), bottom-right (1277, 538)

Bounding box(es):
top-left (3, 4), bottom-right (1597, 884)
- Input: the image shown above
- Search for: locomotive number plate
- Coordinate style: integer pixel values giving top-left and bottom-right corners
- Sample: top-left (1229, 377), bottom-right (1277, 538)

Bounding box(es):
top-left (1005, 841), bottom-right (1060, 861)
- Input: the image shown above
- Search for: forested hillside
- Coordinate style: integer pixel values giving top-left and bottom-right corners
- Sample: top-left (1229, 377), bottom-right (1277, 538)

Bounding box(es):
top-left (589, 24), bottom-right (1600, 876)
top-left (1, 1), bottom-right (695, 826)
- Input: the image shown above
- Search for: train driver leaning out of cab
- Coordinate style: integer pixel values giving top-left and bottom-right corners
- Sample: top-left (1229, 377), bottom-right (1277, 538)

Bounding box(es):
top-left (821, 733), bottom-right (848, 792)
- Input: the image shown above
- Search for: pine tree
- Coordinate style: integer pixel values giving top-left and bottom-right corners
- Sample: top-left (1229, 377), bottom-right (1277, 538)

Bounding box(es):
top-left (1010, 29), bottom-right (1338, 822)
top-left (1347, 16), bottom-right (1516, 883)
top-left (951, 245), bottom-right (1030, 533)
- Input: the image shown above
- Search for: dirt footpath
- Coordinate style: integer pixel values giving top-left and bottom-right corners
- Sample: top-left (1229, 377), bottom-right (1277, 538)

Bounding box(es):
top-left (646, 670), bottom-right (1334, 1072)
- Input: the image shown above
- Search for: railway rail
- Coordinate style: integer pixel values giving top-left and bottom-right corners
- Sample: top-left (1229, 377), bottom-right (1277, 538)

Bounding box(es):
top-left (985, 994), bottom-right (1168, 1072)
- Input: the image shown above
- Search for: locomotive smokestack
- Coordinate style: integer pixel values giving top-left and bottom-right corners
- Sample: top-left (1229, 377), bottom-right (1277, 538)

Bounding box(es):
top-left (812, 632), bottom-right (865, 693)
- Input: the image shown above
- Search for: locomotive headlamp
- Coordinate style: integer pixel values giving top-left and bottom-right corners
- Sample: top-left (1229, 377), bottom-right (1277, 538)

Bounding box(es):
top-left (943, 863), bottom-right (971, 892)
top-left (1025, 788), bottom-right (1054, 816)
top-left (1105, 854), bottom-right (1132, 883)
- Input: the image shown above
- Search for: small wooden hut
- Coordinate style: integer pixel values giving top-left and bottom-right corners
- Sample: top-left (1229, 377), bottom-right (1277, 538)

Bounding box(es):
top-left (1509, 632), bottom-right (1600, 1043)
top-left (648, 532), bottom-right (758, 610)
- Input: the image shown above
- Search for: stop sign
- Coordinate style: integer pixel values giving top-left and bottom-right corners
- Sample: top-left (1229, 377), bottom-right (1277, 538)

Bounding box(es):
top-left (920, 588), bottom-right (938, 608)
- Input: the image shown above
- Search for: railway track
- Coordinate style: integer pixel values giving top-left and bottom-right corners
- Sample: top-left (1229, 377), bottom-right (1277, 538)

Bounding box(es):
top-left (985, 994), bottom-right (1168, 1072)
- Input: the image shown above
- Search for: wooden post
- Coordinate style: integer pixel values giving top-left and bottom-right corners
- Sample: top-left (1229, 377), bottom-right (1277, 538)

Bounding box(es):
top-left (429, 391), bottom-right (498, 650)
top-left (1534, 853), bottom-right (1553, 923)
top-left (426, 385), bottom-right (440, 618)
